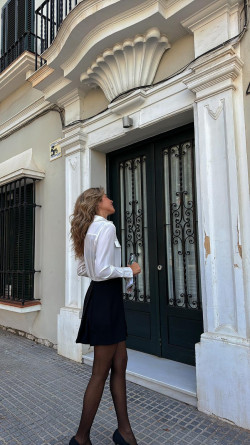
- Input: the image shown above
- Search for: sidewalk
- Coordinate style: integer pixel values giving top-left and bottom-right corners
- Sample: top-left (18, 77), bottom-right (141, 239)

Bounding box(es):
top-left (0, 329), bottom-right (249, 445)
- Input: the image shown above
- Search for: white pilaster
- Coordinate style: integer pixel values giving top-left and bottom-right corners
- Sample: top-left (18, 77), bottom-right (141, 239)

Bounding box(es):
top-left (185, 46), bottom-right (250, 429)
top-left (57, 123), bottom-right (91, 362)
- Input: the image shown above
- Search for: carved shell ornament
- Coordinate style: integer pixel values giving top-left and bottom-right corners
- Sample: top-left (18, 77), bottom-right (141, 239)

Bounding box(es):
top-left (80, 28), bottom-right (170, 102)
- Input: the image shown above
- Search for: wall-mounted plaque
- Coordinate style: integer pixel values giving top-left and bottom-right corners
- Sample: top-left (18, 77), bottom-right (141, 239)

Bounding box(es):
top-left (50, 140), bottom-right (62, 161)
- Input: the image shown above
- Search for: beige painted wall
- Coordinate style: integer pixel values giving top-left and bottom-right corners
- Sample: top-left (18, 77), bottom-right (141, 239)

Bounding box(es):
top-left (0, 83), bottom-right (43, 125)
top-left (0, 110), bottom-right (64, 345)
top-left (154, 34), bottom-right (194, 83)
top-left (83, 87), bottom-right (109, 120)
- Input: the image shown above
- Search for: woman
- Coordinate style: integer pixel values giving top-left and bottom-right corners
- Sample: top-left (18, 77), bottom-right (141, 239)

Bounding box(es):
top-left (69, 187), bottom-right (141, 445)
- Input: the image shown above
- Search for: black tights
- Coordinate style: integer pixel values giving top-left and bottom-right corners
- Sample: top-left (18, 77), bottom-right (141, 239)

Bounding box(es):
top-left (74, 341), bottom-right (137, 445)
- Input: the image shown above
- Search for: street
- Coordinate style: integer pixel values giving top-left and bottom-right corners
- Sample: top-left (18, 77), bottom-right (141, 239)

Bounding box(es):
top-left (0, 329), bottom-right (249, 445)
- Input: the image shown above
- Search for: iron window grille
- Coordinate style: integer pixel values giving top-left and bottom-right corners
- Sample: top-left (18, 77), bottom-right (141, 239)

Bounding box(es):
top-left (0, 0), bottom-right (35, 73)
top-left (0, 178), bottom-right (39, 304)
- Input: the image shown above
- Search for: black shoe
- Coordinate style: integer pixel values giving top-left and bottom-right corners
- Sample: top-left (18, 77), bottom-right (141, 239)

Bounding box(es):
top-left (113, 429), bottom-right (130, 445)
top-left (69, 437), bottom-right (79, 445)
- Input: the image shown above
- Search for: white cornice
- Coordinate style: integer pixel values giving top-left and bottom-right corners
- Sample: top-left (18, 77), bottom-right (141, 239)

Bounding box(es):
top-left (108, 90), bottom-right (147, 116)
top-left (27, 64), bottom-right (54, 88)
top-left (0, 97), bottom-right (51, 139)
top-left (81, 28), bottom-right (170, 102)
top-left (44, 0), bottom-right (152, 66)
top-left (182, 0), bottom-right (240, 32)
top-left (59, 123), bottom-right (87, 155)
top-left (57, 88), bottom-right (86, 108)
top-left (0, 168), bottom-right (45, 185)
top-left (61, 0), bottom-right (164, 77)
top-left (43, 77), bottom-right (72, 101)
top-left (0, 51), bottom-right (35, 102)
top-left (184, 46), bottom-right (243, 99)
top-left (0, 148), bottom-right (45, 186)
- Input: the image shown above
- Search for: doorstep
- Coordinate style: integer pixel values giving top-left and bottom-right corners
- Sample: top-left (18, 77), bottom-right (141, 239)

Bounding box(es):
top-left (83, 348), bottom-right (197, 407)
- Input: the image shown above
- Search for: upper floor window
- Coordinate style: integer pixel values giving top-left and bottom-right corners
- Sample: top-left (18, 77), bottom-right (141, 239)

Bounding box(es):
top-left (1, 0), bottom-right (34, 73)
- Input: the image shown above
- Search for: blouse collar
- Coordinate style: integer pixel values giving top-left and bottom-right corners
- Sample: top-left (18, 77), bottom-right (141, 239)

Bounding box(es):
top-left (94, 215), bottom-right (113, 223)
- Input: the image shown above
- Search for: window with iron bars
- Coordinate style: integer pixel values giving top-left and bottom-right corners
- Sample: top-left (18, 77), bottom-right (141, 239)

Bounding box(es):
top-left (0, 178), bottom-right (39, 304)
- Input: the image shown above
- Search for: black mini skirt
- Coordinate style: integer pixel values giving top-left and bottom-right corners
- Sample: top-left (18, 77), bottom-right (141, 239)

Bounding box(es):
top-left (76, 278), bottom-right (127, 346)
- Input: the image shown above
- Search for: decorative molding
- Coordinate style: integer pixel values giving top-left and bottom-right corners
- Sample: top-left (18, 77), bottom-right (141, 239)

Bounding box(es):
top-left (81, 69), bottom-right (190, 129)
top-left (45, 0), bottom-right (161, 68)
top-left (184, 46), bottom-right (243, 99)
top-left (80, 28), bottom-right (170, 102)
top-left (27, 64), bottom-right (54, 88)
top-left (57, 88), bottom-right (86, 108)
top-left (0, 148), bottom-right (45, 186)
top-left (69, 157), bottom-right (78, 170)
top-left (205, 99), bottom-right (224, 120)
top-left (182, 0), bottom-right (240, 33)
top-left (59, 123), bottom-right (87, 156)
top-left (44, 77), bottom-right (72, 102)
top-left (0, 51), bottom-right (35, 102)
top-left (0, 97), bottom-right (51, 140)
top-left (108, 90), bottom-right (147, 115)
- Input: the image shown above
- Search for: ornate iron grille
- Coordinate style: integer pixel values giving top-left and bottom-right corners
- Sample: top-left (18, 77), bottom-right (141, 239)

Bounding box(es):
top-left (35, 0), bottom-right (78, 69)
top-left (163, 140), bottom-right (201, 309)
top-left (0, 178), bottom-right (39, 304)
top-left (120, 156), bottom-right (150, 303)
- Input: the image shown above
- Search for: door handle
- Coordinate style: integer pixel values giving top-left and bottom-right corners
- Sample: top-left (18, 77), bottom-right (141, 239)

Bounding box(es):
top-left (157, 265), bottom-right (163, 270)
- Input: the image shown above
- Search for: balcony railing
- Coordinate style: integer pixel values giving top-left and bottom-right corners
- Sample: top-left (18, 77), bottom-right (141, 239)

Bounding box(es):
top-left (35, 0), bottom-right (78, 70)
top-left (0, 31), bottom-right (36, 73)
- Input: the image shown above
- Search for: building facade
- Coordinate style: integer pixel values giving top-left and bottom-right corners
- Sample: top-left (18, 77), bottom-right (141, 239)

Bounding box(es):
top-left (0, 0), bottom-right (250, 430)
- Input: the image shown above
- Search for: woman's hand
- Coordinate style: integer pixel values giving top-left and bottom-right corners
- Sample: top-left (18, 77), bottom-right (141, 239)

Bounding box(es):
top-left (128, 262), bottom-right (141, 276)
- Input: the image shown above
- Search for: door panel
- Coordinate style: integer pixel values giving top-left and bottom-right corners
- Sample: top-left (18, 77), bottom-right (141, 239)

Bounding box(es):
top-left (155, 127), bottom-right (203, 364)
top-left (108, 125), bottom-right (203, 365)
top-left (108, 144), bottom-right (161, 356)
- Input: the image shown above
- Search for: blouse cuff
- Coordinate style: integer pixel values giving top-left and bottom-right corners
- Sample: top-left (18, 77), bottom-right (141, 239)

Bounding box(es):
top-left (123, 267), bottom-right (133, 278)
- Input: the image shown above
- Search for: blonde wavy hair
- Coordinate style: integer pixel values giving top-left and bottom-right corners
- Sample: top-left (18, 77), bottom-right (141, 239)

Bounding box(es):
top-left (70, 187), bottom-right (105, 258)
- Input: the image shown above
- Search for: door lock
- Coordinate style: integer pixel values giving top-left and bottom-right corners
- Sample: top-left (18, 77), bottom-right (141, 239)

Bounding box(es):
top-left (157, 265), bottom-right (163, 270)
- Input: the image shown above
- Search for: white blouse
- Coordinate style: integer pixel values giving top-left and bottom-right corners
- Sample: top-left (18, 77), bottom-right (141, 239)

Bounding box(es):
top-left (77, 215), bottom-right (133, 285)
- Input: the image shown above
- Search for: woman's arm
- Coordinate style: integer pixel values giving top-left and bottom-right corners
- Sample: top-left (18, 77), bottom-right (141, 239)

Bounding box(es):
top-left (77, 257), bottom-right (88, 276)
top-left (94, 223), bottom-right (133, 280)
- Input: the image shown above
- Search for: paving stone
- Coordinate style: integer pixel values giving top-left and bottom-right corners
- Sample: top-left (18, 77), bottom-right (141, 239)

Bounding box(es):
top-left (1, 329), bottom-right (250, 445)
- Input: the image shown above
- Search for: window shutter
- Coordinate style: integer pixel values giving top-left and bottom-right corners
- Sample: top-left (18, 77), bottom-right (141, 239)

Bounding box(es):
top-left (7, 0), bottom-right (16, 47)
top-left (1, 0), bottom-right (34, 57)
top-left (17, 0), bottom-right (26, 41)
top-left (1, 6), bottom-right (6, 54)
top-left (26, 0), bottom-right (34, 33)
top-left (13, 182), bottom-right (34, 300)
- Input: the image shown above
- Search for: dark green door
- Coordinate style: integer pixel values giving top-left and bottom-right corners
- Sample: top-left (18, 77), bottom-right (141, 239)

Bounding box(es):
top-left (107, 125), bottom-right (203, 365)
